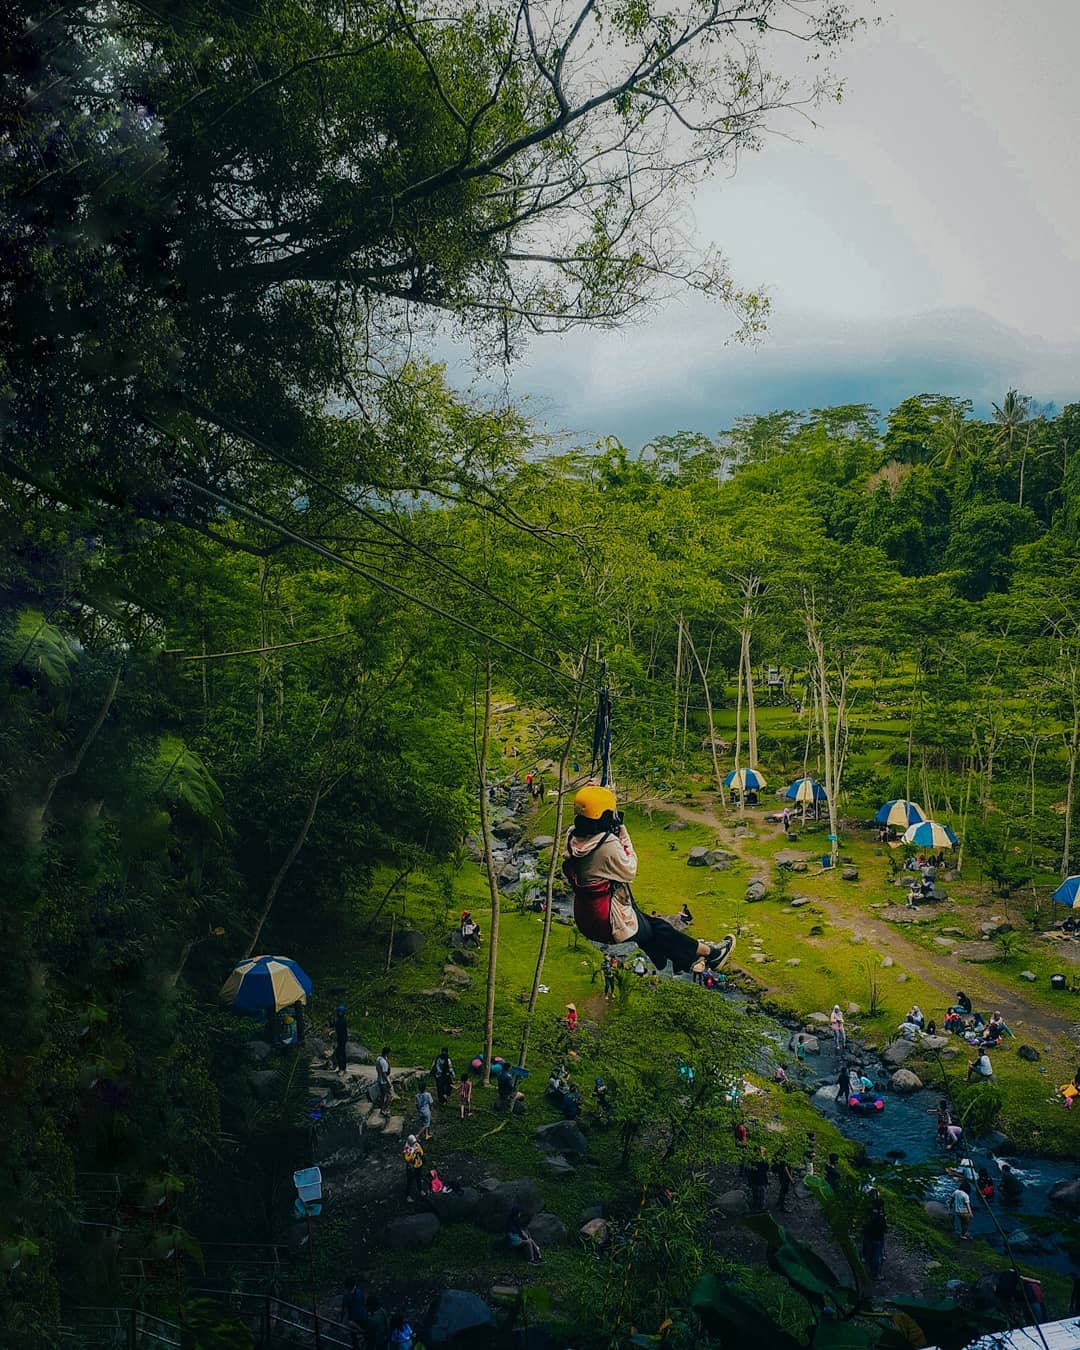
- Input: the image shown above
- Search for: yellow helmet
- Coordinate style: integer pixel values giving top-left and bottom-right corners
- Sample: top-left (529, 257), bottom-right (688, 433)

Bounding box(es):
top-left (574, 785), bottom-right (617, 820)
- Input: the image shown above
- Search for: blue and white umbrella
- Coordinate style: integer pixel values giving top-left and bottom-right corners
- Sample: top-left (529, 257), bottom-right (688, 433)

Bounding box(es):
top-left (900, 820), bottom-right (959, 850)
top-left (724, 767), bottom-right (767, 791)
top-left (220, 955), bottom-right (313, 1011)
top-left (785, 777), bottom-right (827, 804)
top-left (875, 799), bottom-right (926, 828)
top-left (1051, 876), bottom-right (1080, 909)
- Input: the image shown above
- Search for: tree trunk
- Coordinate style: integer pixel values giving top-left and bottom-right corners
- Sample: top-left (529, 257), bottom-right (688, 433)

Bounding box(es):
top-left (804, 595), bottom-right (839, 865)
top-left (672, 614), bottom-right (683, 762)
top-left (685, 628), bottom-right (724, 794)
top-left (1064, 738), bottom-right (1078, 879)
top-left (255, 559), bottom-right (269, 756)
top-left (734, 641), bottom-right (745, 773)
top-left (744, 631), bottom-right (758, 770)
top-left (476, 663), bottom-right (501, 1087)
top-left (40, 662), bottom-right (124, 816)
top-left (244, 758), bottom-right (331, 958)
top-left (519, 648), bottom-right (590, 1067)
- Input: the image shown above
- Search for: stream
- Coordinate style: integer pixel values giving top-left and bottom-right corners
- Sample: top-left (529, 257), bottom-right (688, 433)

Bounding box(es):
top-left (500, 828), bottom-right (1080, 1276)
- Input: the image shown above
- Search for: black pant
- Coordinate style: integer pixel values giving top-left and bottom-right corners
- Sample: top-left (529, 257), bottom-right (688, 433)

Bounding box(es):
top-left (333, 1039), bottom-right (347, 1071)
top-left (405, 1167), bottom-right (423, 1199)
top-left (631, 905), bottom-right (699, 973)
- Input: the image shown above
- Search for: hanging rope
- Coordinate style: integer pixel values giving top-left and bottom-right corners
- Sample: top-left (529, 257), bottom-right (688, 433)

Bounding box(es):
top-left (591, 661), bottom-right (613, 786)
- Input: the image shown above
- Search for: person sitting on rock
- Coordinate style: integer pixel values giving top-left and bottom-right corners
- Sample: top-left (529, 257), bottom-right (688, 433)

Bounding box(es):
top-left (507, 1207), bottom-right (542, 1264)
top-left (459, 910), bottom-right (482, 946)
top-left (562, 785), bottom-right (735, 974)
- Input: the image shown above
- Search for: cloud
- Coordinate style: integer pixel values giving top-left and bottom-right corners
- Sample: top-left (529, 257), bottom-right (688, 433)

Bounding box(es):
top-left (446, 305), bottom-right (1080, 447)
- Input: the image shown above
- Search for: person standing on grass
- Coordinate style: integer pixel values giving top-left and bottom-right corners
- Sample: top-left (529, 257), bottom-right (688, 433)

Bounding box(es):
top-left (458, 1070), bottom-right (473, 1120)
top-left (601, 955), bottom-right (616, 1000)
top-left (341, 1277), bottom-right (366, 1350)
top-left (750, 1148), bottom-right (770, 1212)
top-left (782, 806), bottom-right (791, 833)
top-left (365, 1296), bottom-right (389, 1350)
top-left (861, 1194), bottom-right (887, 1278)
top-left (773, 1156), bottom-right (795, 1212)
top-left (376, 1046), bottom-right (392, 1114)
top-left (415, 1079), bottom-right (434, 1142)
top-left (332, 1005), bottom-right (349, 1074)
top-left (830, 1005), bottom-right (846, 1052)
top-left (952, 1183), bottom-right (973, 1239)
top-left (431, 1047), bottom-right (455, 1105)
top-left (403, 1134), bottom-right (425, 1202)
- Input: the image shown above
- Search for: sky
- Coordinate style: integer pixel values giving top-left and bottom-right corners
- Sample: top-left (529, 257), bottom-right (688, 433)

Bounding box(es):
top-left (444, 0), bottom-right (1080, 448)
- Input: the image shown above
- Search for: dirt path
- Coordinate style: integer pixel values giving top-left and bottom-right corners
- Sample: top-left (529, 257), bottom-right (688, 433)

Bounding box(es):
top-left (642, 797), bottom-right (1077, 1052)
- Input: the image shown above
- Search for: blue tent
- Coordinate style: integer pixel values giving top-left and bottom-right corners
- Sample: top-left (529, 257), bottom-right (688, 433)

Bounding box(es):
top-left (724, 767), bottom-right (766, 791)
top-left (875, 799), bottom-right (925, 828)
top-left (1051, 875), bottom-right (1080, 909)
top-left (785, 777), bottom-right (827, 803)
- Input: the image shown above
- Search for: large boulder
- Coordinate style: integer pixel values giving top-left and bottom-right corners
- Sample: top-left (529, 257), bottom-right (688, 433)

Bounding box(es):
top-left (806, 1011), bottom-right (830, 1023)
top-left (890, 1069), bottom-right (923, 1094)
top-left (543, 1154), bottom-right (576, 1177)
top-left (429, 1186), bottom-right (481, 1222)
top-left (424, 1290), bottom-right (495, 1348)
top-left (883, 1040), bottom-right (916, 1066)
top-left (1049, 1179), bottom-right (1080, 1215)
top-left (449, 948), bottom-right (479, 967)
top-left (745, 880), bottom-right (768, 903)
top-left (920, 1035), bottom-right (949, 1051)
top-left (497, 863), bottom-right (521, 887)
top-left (687, 847), bottom-right (710, 867)
top-left (531, 835), bottom-right (556, 850)
top-left (794, 1034), bottom-right (820, 1055)
top-left (385, 1212), bottom-right (440, 1250)
top-left (346, 1041), bottom-right (374, 1064)
top-left (664, 820), bottom-right (689, 831)
top-left (924, 1201), bottom-right (951, 1224)
top-left (528, 1212), bottom-right (569, 1247)
top-left (841, 867), bottom-right (859, 882)
top-left (705, 849), bottom-right (735, 866)
top-left (492, 819), bottom-right (523, 841)
top-left (442, 964), bottom-right (472, 989)
top-left (476, 1179), bottom-right (544, 1232)
top-left (534, 1120), bottom-right (588, 1155)
top-left (392, 928), bottom-right (426, 957)
top-left (716, 1189), bottom-right (749, 1216)
top-left (243, 1040), bottom-right (272, 1063)
top-left (1017, 1045), bottom-right (1040, 1063)
top-left (249, 1069), bottom-right (280, 1100)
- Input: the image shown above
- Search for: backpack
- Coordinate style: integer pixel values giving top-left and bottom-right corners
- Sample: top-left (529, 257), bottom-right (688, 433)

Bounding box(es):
top-left (562, 833), bottom-right (638, 943)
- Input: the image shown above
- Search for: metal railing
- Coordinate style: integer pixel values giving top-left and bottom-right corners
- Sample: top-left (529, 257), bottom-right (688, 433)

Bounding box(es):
top-left (61, 1294), bottom-right (355, 1349)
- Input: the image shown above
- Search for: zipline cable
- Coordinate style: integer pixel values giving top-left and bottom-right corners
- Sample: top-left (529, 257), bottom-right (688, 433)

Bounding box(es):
top-left (177, 478), bottom-right (586, 691)
top-left (591, 659), bottom-right (613, 787)
top-left (172, 401), bottom-right (574, 654)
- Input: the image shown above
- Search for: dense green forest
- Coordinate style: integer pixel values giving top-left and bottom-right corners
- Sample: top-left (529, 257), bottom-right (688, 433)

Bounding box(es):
top-left (4, 2), bottom-right (1080, 1346)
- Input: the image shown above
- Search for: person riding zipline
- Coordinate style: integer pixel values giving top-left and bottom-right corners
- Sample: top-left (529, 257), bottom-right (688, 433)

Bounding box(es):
top-left (563, 785), bottom-right (735, 974)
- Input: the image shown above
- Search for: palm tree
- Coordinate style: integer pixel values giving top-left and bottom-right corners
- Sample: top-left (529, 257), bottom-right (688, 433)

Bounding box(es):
top-left (991, 388), bottom-right (1031, 469)
top-left (931, 405), bottom-right (972, 470)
